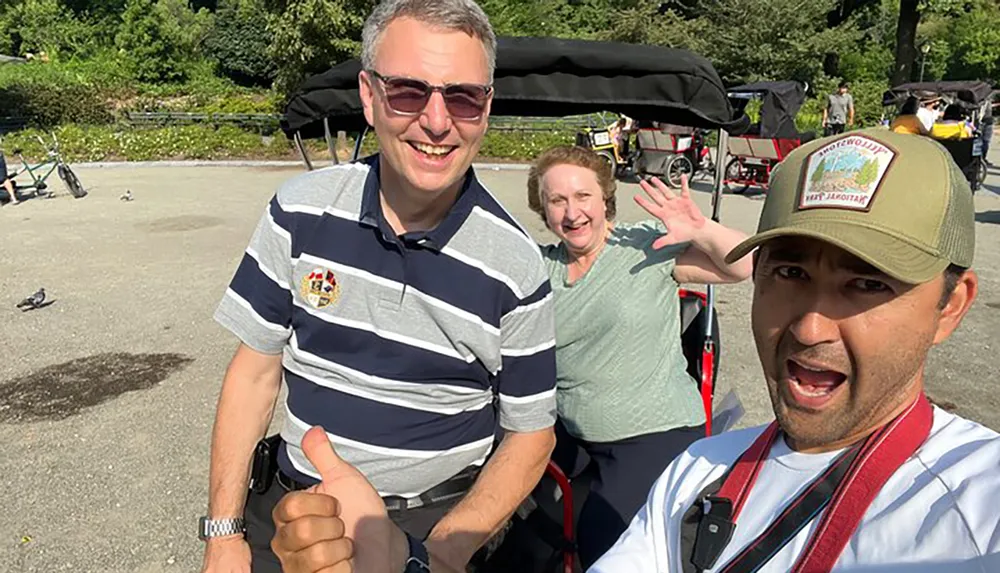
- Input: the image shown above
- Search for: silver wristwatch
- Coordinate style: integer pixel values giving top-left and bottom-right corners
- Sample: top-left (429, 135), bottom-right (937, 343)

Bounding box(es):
top-left (198, 516), bottom-right (246, 540)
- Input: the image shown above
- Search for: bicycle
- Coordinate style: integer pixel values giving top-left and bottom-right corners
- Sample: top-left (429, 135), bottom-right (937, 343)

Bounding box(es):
top-left (1, 133), bottom-right (86, 202)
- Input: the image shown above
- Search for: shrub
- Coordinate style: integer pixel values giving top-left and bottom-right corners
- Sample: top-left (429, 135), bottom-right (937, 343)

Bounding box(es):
top-left (0, 81), bottom-right (114, 127)
top-left (0, 0), bottom-right (100, 59)
top-left (0, 124), bottom-right (583, 163)
top-left (205, 0), bottom-right (276, 87)
top-left (115, 0), bottom-right (213, 83)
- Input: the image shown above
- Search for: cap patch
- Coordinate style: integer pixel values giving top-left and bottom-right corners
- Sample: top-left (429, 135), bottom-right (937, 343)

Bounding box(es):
top-left (799, 135), bottom-right (895, 212)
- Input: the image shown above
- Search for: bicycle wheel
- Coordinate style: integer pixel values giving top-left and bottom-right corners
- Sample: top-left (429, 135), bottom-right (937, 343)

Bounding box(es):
top-left (665, 154), bottom-right (694, 189)
top-left (58, 164), bottom-right (87, 198)
top-left (725, 158), bottom-right (750, 194)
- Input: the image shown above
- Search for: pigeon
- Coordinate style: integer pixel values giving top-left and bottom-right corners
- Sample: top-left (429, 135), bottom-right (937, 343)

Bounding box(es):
top-left (16, 288), bottom-right (45, 310)
top-left (120, 190), bottom-right (133, 201)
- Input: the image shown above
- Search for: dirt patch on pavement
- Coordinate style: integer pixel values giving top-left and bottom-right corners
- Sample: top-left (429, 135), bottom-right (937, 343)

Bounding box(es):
top-left (0, 352), bottom-right (193, 423)
top-left (141, 215), bottom-right (225, 233)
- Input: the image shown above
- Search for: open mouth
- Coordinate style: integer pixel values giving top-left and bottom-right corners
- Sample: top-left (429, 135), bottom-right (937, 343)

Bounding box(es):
top-left (785, 358), bottom-right (847, 408)
top-left (408, 141), bottom-right (456, 160)
top-left (562, 221), bottom-right (589, 235)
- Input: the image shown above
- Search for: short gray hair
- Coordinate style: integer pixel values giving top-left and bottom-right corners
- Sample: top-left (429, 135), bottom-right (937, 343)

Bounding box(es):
top-left (361, 0), bottom-right (497, 82)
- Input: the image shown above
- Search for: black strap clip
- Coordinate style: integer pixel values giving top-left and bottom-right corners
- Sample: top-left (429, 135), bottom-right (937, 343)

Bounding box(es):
top-left (690, 496), bottom-right (736, 571)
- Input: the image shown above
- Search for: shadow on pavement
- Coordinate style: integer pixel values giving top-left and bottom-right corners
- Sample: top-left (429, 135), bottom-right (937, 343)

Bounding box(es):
top-left (976, 210), bottom-right (1000, 224)
top-left (0, 352), bottom-right (194, 423)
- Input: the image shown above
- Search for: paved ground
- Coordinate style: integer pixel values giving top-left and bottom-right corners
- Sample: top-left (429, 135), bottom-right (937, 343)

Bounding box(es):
top-left (2, 149), bottom-right (1000, 572)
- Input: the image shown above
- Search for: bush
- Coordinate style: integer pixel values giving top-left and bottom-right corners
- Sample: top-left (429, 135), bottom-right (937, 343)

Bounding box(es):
top-left (0, 124), bottom-right (583, 163)
top-left (0, 124), bottom-right (293, 161)
top-left (0, 81), bottom-right (114, 127)
top-left (0, 0), bottom-right (100, 59)
top-left (115, 0), bottom-right (213, 83)
top-left (205, 0), bottom-right (276, 87)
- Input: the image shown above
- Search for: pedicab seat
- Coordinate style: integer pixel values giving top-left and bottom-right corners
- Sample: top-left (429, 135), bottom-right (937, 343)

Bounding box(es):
top-left (637, 128), bottom-right (693, 153)
top-left (727, 136), bottom-right (754, 157)
top-left (727, 133), bottom-right (806, 163)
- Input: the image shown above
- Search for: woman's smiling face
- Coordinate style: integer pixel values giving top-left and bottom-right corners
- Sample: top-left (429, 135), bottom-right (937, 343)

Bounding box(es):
top-left (540, 163), bottom-right (609, 257)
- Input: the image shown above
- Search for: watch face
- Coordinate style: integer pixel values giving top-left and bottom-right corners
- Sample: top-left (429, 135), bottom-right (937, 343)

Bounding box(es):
top-left (198, 517), bottom-right (209, 540)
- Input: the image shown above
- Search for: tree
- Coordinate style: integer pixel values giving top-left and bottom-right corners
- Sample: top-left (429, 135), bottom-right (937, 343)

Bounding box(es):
top-left (0, 0), bottom-right (94, 58)
top-left (610, 0), bottom-right (860, 85)
top-left (812, 157), bottom-right (829, 184)
top-left (855, 157), bottom-right (879, 187)
top-left (205, 0), bottom-right (275, 86)
top-left (891, 0), bottom-right (920, 85)
top-left (265, 0), bottom-right (375, 95)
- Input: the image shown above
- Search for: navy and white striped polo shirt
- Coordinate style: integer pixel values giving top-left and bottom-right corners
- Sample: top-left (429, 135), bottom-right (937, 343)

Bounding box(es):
top-left (214, 154), bottom-right (557, 497)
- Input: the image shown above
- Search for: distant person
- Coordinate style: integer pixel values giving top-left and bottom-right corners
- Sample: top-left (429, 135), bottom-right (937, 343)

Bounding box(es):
top-left (822, 81), bottom-right (854, 136)
top-left (891, 96), bottom-right (938, 135)
top-left (0, 150), bottom-right (18, 205)
top-left (983, 92), bottom-right (996, 168)
top-left (930, 104), bottom-right (974, 140)
top-left (609, 115), bottom-right (634, 159)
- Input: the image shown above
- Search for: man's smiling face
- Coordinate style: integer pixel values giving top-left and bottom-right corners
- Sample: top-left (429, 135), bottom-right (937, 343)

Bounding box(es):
top-left (359, 17), bottom-right (492, 199)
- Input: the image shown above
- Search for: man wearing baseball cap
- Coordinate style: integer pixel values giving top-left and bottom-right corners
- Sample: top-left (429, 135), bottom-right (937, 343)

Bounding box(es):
top-left (263, 129), bottom-right (1000, 572)
top-left (588, 128), bottom-right (1000, 571)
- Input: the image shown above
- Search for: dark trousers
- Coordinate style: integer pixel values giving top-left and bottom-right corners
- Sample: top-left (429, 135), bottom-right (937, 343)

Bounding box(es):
top-left (551, 421), bottom-right (704, 570)
top-left (824, 123), bottom-right (846, 136)
top-left (244, 470), bottom-right (462, 573)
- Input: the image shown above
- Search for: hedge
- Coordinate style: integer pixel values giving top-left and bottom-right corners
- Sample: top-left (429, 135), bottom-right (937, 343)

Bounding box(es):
top-left (0, 124), bottom-right (584, 163)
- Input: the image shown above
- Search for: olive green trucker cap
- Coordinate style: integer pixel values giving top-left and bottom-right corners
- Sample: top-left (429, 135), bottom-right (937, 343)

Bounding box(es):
top-left (725, 128), bottom-right (975, 283)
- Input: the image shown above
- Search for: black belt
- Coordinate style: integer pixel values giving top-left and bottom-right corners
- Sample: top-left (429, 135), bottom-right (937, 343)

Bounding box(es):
top-left (276, 466), bottom-right (479, 512)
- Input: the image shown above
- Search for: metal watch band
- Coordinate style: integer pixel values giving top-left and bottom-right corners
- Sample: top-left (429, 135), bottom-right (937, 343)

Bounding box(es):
top-left (198, 516), bottom-right (246, 541)
top-left (403, 532), bottom-right (431, 573)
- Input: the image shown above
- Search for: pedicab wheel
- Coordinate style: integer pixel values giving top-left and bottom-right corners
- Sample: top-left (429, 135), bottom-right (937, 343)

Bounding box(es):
top-left (596, 150), bottom-right (618, 179)
top-left (725, 157), bottom-right (750, 195)
top-left (58, 164), bottom-right (87, 198)
top-left (977, 157), bottom-right (988, 187)
top-left (664, 154), bottom-right (694, 189)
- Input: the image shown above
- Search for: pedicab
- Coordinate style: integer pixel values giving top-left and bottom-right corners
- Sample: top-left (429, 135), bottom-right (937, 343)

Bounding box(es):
top-left (281, 35), bottom-right (749, 573)
top-left (723, 81), bottom-right (814, 194)
top-left (882, 81), bottom-right (994, 191)
top-left (576, 118), bottom-right (715, 188)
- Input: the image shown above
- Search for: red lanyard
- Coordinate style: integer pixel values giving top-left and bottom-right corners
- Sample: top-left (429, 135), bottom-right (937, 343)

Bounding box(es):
top-left (692, 393), bottom-right (933, 573)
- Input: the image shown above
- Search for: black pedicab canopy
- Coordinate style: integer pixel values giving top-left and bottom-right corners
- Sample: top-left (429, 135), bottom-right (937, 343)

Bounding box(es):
top-left (726, 81), bottom-right (807, 140)
top-left (882, 81), bottom-right (994, 110)
top-left (281, 35), bottom-right (749, 140)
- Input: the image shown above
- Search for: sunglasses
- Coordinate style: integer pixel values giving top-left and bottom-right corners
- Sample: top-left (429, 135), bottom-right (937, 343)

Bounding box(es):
top-left (367, 70), bottom-right (493, 120)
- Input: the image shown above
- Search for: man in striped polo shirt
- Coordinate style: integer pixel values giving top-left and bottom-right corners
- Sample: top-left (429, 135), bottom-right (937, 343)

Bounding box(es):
top-left (198, 1), bottom-right (558, 572)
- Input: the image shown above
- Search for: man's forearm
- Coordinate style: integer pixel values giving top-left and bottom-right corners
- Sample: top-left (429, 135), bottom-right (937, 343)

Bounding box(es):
top-left (207, 345), bottom-right (283, 519)
top-left (425, 427), bottom-right (556, 567)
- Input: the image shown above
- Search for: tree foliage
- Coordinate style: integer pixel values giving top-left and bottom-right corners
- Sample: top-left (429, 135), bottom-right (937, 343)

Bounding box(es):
top-left (0, 0), bottom-right (997, 119)
top-left (264, 0), bottom-right (375, 96)
top-left (205, 0), bottom-right (276, 86)
top-left (114, 0), bottom-right (213, 83)
top-left (0, 0), bottom-right (96, 57)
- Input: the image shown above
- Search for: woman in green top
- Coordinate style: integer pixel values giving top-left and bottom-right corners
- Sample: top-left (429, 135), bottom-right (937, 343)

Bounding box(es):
top-left (526, 146), bottom-right (753, 568)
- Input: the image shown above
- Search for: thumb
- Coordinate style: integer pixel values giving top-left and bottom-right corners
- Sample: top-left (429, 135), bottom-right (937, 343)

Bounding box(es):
top-left (652, 234), bottom-right (682, 250)
top-left (301, 425), bottom-right (356, 484)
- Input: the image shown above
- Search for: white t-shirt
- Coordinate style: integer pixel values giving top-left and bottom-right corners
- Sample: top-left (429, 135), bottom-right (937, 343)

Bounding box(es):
top-left (590, 407), bottom-right (1000, 572)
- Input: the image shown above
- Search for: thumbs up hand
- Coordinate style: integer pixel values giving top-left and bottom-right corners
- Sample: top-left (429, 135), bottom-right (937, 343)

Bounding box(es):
top-left (271, 426), bottom-right (406, 573)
